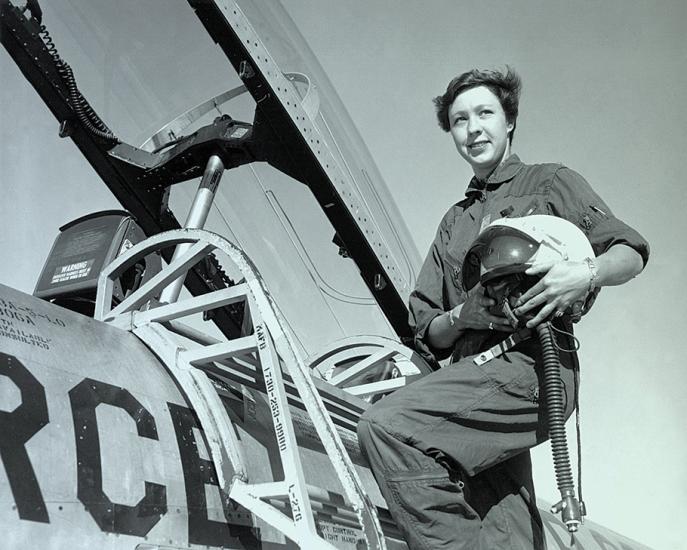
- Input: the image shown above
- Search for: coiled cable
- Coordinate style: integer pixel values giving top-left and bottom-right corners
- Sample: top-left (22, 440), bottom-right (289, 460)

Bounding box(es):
top-left (536, 322), bottom-right (584, 533)
top-left (37, 22), bottom-right (119, 144)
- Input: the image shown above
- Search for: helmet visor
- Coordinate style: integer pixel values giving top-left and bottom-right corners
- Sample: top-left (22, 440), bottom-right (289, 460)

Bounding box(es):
top-left (462, 226), bottom-right (540, 290)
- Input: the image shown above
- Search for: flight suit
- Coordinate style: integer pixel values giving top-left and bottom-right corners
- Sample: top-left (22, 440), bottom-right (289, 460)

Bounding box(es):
top-left (357, 155), bottom-right (649, 549)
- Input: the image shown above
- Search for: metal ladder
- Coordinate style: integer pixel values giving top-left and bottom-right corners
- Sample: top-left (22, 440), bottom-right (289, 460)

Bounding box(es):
top-left (94, 227), bottom-right (387, 549)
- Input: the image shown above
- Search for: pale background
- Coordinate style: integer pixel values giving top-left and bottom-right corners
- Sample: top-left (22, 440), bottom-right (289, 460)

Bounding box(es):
top-left (1, 1), bottom-right (685, 549)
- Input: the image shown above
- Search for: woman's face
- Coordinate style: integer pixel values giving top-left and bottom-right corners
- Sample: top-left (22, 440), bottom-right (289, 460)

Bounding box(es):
top-left (448, 85), bottom-right (514, 180)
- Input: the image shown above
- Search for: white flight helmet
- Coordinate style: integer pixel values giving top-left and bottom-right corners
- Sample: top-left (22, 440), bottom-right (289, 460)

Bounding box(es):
top-left (462, 215), bottom-right (595, 291)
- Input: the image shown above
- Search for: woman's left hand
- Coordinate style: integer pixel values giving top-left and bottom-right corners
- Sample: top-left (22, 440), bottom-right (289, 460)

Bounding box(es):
top-left (512, 260), bottom-right (590, 328)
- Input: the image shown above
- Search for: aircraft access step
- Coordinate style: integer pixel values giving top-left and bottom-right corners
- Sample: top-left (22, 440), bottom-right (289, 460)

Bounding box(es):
top-left (94, 228), bottom-right (422, 549)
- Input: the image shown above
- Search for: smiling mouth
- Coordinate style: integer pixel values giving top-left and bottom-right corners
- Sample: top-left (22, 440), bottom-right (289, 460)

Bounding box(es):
top-left (468, 141), bottom-right (489, 152)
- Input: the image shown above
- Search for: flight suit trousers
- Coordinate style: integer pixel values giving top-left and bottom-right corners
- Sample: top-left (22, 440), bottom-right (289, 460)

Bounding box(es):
top-left (357, 346), bottom-right (576, 550)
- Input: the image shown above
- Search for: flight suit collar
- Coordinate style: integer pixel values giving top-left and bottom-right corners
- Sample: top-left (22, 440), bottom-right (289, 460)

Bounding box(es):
top-left (464, 154), bottom-right (525, 197)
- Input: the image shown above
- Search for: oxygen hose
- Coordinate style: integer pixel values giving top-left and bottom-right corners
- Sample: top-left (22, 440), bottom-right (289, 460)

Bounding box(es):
top-left (535, 322), bottom-right (584, 533)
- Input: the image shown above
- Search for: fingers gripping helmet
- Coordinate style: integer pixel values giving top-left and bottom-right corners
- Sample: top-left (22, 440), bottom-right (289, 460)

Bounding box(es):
top-left (462, 215), bottom-right (595, 326)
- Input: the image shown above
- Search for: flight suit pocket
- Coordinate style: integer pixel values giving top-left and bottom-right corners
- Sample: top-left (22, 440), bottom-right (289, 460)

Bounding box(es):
top-left (476, 350), bottom-right (538, 401)
top-left (501, 195), bottom-right (542, 218)
top-left (387, 472), bottom-right (478, 524)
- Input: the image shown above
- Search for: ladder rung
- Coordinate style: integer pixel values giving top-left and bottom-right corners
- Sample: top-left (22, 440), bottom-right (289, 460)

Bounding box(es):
top-left (328, 349), bottom-right (396, 386)
top-left (243, 481), bottom-right (289, 499)
top-left (106, 240), bottom-right (216, 319)
top-left (180, 336), bottom-right (257, 366)
top-left (135, 284), bottom-right (249, 325)
top-left (345, 377), bottom-right (407, 396)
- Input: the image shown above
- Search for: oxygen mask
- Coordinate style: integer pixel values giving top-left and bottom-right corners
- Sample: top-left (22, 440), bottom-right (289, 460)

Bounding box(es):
top-left (484, 273), bottom-right (541, 329)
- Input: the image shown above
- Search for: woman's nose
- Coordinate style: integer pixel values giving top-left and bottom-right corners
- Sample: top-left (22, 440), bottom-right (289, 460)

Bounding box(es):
top-left (467, 116), bottom-right (481, 134)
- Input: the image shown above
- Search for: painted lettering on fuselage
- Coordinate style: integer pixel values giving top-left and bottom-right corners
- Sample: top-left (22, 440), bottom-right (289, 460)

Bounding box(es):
top-left (0, 298), bottom-right (67, 351)
top-left (0, 352), bottom-right (258, 548)
top-left (68, 377), bottom-right (167, 535)
top-left (0, 352), bottom-right (50, 523)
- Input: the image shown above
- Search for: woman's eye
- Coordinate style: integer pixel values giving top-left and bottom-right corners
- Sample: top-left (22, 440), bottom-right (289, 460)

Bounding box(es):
top-left (480, 110), bottom-right (493, 116)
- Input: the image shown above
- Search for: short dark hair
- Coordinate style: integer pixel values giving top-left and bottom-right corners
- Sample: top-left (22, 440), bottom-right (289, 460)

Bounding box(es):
top-left (433, 67), bottom-right (522, 143)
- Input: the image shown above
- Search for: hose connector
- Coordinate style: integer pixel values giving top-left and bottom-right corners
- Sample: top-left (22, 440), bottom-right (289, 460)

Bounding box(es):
top-left (550, 491), bottom-right (584, 533)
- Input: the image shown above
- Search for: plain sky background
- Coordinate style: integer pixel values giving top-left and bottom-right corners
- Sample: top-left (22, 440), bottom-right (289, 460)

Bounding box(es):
top-left (1, 1), bottom-right (685, 549)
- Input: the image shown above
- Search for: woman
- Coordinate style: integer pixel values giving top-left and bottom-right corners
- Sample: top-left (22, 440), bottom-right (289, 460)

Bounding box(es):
top-left (357, 67), bottom-right (649, 549)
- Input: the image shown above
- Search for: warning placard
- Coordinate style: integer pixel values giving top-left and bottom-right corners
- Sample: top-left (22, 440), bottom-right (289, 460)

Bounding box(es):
top-left (50, 259), bottom-right (95, 284)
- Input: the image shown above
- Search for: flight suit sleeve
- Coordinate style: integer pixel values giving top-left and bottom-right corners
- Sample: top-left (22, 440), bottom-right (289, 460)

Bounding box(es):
top-left (546, 167), bottom-right (650, 265)
top-left (408, 215), bottom-right (456, 366)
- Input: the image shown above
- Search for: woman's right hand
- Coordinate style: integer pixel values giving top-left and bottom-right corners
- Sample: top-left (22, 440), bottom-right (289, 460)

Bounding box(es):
top-left (427, 285), bottom-right (512, 350)
top-left (452, 284), bottom-right (513, 332)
